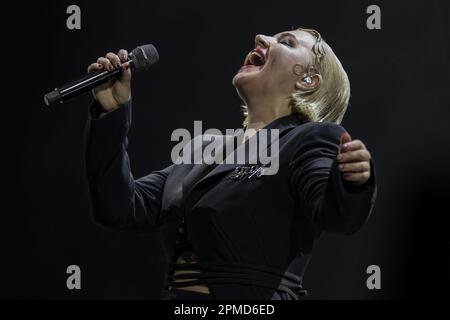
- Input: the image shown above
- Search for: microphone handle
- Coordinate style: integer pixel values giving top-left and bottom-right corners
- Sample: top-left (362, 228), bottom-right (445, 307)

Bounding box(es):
top-left (44, 59), bottom-right (132, 107)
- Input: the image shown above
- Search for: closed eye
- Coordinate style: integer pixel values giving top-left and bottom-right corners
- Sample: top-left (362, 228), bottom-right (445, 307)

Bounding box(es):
top-left (279, 37), bottom-right (294, 47)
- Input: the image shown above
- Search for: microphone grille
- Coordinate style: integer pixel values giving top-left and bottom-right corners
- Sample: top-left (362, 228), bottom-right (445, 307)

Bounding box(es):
top-left (130, 44), bottom-right (159, 71)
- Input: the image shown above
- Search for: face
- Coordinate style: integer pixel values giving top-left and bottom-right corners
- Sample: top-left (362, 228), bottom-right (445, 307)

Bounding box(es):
top-left (232, 30), bottom-right (318, 102)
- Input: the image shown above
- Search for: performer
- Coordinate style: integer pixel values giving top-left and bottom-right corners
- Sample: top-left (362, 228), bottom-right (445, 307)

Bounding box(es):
top-left (85, 28), bottom-right (377, 300)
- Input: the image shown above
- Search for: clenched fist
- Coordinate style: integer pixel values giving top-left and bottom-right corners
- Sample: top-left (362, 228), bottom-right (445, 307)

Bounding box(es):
top-left (337, 132), bottom-right (372, 185)
top-left (87, 49), bottom-right (132, 114)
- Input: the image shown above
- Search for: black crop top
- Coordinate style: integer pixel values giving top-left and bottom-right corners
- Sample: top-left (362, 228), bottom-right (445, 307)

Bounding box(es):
top-left (161, 222), bottom-right (307, 300)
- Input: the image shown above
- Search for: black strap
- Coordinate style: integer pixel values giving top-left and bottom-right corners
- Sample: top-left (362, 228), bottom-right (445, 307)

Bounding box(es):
top-left (168, 261), bottom-right (307, 299)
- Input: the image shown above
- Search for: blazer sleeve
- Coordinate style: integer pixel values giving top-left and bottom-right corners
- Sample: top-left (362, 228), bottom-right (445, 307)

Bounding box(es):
top-left (85, 99), bottom-right (173, 232)
top-left (289, 122), bottom-right (377, 235)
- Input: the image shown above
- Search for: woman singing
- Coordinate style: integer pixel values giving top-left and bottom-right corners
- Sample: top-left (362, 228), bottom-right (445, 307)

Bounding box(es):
top-left (86, 27), bottom-right (377, 300)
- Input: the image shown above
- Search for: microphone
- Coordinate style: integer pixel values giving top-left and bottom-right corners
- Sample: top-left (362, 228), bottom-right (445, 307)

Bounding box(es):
top-left (44, 44), bottom-right (159, 107)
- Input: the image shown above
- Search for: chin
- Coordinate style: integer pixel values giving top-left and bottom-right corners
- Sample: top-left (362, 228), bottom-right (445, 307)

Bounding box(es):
top-left (232, 66), bottom-right (262, 90)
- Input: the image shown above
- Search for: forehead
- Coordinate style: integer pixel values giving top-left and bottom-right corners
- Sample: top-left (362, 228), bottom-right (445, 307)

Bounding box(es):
top-left (273, 30), bottom-right (317, 48)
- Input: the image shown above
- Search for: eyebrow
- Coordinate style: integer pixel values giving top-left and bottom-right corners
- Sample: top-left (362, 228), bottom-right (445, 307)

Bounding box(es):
top-left (274, 32), bottom-right (298, 40)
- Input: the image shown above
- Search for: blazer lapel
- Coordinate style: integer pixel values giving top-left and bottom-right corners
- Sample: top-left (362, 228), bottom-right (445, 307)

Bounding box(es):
top-left (181, 133), bottom-right (237, 200)
top-left (169, 114), bottom-right (304, 215)
top-left (188, 114), bottom-right (303, 192)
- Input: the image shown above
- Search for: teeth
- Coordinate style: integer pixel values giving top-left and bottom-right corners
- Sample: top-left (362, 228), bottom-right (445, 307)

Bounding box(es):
top-left (244, 50), bottom-right (265, 66)
top-left (244, 54), bottom-right (250, 65)
top-left (249, 51), bottom-right (264, 66)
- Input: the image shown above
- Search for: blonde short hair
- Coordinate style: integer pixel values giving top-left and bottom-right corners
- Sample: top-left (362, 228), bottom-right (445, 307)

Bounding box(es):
top-left (242, 28), bottom-right (350, 126)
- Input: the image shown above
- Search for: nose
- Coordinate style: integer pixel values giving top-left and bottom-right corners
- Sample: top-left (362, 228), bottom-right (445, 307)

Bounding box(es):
top-left (255, 34), bottom-right (270, 48)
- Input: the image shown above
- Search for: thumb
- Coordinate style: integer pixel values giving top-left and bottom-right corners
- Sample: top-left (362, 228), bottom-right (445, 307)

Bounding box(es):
top-left (120, 62), bottom-right (132, 83)
top-left (339, 132), bottom-right (352, 152)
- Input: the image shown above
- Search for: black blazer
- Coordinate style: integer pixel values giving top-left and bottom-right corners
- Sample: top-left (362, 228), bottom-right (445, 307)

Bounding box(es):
top-left (86, 100), bottom-right (377, 300)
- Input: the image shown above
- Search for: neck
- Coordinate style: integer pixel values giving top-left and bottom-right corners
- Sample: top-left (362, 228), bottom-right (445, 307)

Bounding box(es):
top-left (243, 95), bottom-right (291, 141)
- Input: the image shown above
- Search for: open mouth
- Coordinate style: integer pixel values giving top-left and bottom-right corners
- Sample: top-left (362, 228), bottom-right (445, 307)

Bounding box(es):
top-left (240, 47), bottom-right (267, 71)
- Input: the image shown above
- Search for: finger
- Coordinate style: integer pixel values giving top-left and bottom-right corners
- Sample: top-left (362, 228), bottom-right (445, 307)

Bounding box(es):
top-left (97, 57), bottom-right (114, 71)
top-left (106, 52), bottom-right (121, 68)
top-left (340, 139), bottom-right (366, 153)
top-left (87, 62), bottom-right (103, 73)
top-left (342, 171), bottom-right (371, 184)
top-left (337, 149), bottom-right (371, 163)
top-left (120, 61), bottom-right (131, 70)
top-left (338, 161), bottom-right (370, 173)
top-left (120, 62), bottom-right (132, 82)
top-left (117, 49), bottom-right (128, 62)
top-left (339, 132), bottom-right (352, 153)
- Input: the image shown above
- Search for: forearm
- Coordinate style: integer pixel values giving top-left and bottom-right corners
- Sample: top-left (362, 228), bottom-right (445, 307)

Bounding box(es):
top-left (85, 100), bottom-right (165, 232)
top-left (290, 122), bottom-right (377, 235)
top-left (317, 158), bottom-right (377, 235)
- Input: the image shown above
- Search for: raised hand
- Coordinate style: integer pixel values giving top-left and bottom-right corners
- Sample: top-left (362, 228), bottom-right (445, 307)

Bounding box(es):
top-left (87, 49), bottom-right (132, 114)
top-left (337, 132), bottom-right (372, 185)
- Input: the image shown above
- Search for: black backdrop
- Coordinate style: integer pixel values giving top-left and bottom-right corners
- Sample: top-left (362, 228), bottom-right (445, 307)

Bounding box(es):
top-left (2, 0), bottom-right (449, 299)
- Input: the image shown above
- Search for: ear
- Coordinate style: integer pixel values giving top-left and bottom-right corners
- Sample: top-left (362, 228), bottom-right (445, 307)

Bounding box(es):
top-left (295, 73), bottom-right (322, 91)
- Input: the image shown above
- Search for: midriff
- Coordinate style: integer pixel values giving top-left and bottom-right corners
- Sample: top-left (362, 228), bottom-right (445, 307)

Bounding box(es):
top-left (170, 257), bottom-right (211, 295)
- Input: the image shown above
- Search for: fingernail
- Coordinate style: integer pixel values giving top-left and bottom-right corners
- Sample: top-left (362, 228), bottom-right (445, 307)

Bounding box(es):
top-left (339, 164), bottom-right (344, 170)
top-left (337, 154), bottom-right (343, 161)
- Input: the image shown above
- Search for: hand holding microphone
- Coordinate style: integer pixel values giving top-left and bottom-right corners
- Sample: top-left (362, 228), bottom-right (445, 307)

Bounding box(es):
top-left (87, 49), bottom-right (132, 114)
top-left (44, 44), bottom-right (159, 113)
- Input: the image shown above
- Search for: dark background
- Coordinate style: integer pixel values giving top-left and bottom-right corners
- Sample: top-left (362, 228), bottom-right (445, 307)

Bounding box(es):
top-left (1, 0), bottom-right (449, 299)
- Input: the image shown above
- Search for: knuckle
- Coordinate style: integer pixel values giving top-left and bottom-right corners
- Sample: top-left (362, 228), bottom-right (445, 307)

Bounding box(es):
top-left (88, 63), bottom-right (97, 71)
top-left (356, 139), bottom-right (365, 147)
top-left (363, 162), bottom-right (370, 171)
top-left (106, 52), bottom-right (119, 61)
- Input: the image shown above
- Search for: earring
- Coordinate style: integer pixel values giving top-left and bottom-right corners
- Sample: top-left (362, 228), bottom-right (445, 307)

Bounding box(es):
top-left (304, 76), bottom-right (312, 84)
